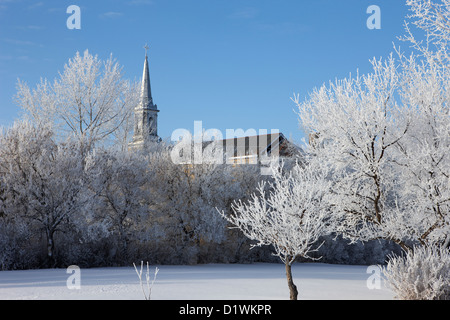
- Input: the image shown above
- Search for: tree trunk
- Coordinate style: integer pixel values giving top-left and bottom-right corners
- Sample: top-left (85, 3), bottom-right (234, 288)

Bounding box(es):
top-left (46, 228), bottom-right (56, 268)
top-left (117, 223), bottom-right (129, 264)
top-left (285, 261), bottom-right (298, 300)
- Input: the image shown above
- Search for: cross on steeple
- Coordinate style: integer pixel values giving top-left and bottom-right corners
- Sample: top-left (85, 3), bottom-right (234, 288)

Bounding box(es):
top-left (144, 43), bottom-right (149, 57)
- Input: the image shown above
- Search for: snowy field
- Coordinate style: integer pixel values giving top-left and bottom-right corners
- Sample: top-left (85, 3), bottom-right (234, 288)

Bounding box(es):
top-left (0, 263), bottom-right (393, 300)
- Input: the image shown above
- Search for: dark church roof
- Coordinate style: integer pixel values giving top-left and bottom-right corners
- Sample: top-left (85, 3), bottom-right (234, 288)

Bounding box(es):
top-left (205, 132), bottom-right (302, 159)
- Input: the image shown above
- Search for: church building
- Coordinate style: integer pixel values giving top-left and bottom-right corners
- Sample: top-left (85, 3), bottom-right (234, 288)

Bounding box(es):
top-left (130, 47), bottom-right (301, 164)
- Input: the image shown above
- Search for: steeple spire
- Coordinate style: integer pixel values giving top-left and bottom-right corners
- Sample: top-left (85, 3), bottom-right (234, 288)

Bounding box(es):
top-left (141, 44), bottom-right (155, 110)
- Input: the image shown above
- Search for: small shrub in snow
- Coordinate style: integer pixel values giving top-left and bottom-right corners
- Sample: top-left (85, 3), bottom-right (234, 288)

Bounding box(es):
top-left (133, 261), bottom-right (159, 300)
top-left (382, 245), bottom-right (450, 300)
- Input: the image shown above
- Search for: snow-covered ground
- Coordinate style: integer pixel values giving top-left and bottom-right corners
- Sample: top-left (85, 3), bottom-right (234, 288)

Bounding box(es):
top-left (0, 263), bottom-right (394, 300)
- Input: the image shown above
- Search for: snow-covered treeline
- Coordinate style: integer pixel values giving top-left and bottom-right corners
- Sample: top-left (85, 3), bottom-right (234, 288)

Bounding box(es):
top-left (0, 121), bottom-right (269, 269)
top-left (0, 120), bottom-right (399, 270)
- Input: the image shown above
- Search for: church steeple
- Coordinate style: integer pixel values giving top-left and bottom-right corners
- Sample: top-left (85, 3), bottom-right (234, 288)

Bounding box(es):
top-left (130, 45), bottom-right (160, 149)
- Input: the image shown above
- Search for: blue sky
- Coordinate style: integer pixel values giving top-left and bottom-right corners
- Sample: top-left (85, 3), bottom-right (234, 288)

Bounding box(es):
top-left (0, 0), bottom-right (411, 143)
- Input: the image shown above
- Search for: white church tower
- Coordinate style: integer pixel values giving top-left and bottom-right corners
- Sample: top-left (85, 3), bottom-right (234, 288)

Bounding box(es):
top-left (130, 45), bottom-right (160, 149)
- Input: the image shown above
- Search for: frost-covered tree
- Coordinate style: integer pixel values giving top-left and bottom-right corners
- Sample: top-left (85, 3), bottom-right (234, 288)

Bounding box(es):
top-left (394, 0), bottom-right (450, 248)
top-left (395, 55), bottom-right (450, 248)
top-left (220, 161), bottom-right (333, 300)
top-left (148, 149), bottom-right (227, 263)
top-left (0, 121), bottom-right (86, 267)
top-left (294, 42), bottom-right (450, 252)
top-left (146, 141), bottom-right (263, 264)
top-left (15, 50), bottom-right (140, 150)
top-left (294, 56), bottom-right (414, 250)
top-left (84, 147), bottom-right (152, 263)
